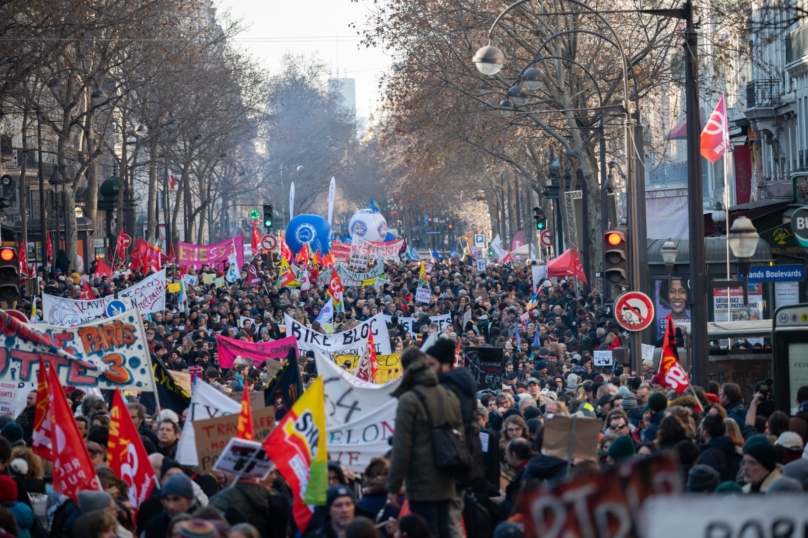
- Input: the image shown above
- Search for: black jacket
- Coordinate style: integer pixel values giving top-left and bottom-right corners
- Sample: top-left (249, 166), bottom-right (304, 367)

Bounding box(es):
top-left (698, 436), bottom-right (741, 482)
top-left (439, 367), bottom-right (478, 427)
top-left (526, 455), bottom-right (568, 486)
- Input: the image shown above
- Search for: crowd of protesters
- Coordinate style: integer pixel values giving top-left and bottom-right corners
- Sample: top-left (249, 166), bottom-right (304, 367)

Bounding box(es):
top-left (1, 250), bottom-right (808, 538)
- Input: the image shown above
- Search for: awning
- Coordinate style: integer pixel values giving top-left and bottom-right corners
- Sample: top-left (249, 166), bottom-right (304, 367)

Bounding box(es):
top-left (665, 108), bottom-right (706, 140)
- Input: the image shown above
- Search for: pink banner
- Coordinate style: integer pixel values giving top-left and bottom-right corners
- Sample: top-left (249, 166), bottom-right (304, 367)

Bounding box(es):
top-left (177, 235), bottom-right (244, 269)
top-left (215, 334), bottom-right (298, 369)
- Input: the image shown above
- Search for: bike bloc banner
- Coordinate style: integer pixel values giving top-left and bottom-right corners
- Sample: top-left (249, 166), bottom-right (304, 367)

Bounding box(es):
top-left (285, 312), bottom-right (392, 354)
top-left (177, 235), bottom-right (244, 270)
top-left (0, 309), bottom-right (155, 391)
top-left (215, 334), bottom-right (299, 369)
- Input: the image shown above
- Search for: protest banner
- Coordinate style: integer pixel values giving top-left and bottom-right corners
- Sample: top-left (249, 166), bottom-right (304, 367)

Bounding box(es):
top-left (541, 415), bottom-right (601, 462)
top-left (226, 389), bottom-right (267, 410)
top-left (383, 314), bottom-right (451, 337)
top-left (171, 371), bottom-right (192, 394)
top-left (350, 237), bottom-right (405, 260)
top-left (314, 350), bottom-right (401, 471)
top-left (643, 496), bottom-right (807, 538)
top-left (167, 283), bottom-right (181, 293)
top-left (462, 309), bottom-right (472, 328)
top-left (177, 235), bottom-right (244, 270)
top-left (212, 438), bottom-right (273, 480)
top-left (464, 347), bottom-right (506, 391)
top-left (177, 382), bottom-right (241, 465)
top-left (0, 309), bottom-right (155, 391)
top-left (201, 273), bottom-right (215, 285)
top-left (0, 381), bottom-right (19, 416)
top-left (41, 294), bottom-right (135, 326)
top-left (641, 343), bottom-right (655, 364)
top-left (519, 454), bottom-right (681, 538)
top-left (332, 354), bottom-right (403, 384)
top-left (193, 406), bottom-right (275, 472)
top-left (182, 274), bottom-right (199, 286)
top-left (593, 350), bottom-right (614, 367)
top-left (415, 287), bottom-right (431, 304)
top-left (119, 269), bottom-right (167, 314)
top-left (319, 264), bottom-right (385, 288)
top-left (286, 313), bottom-right (392, 354)
top-left (215, 334), bottom-right (298, 369)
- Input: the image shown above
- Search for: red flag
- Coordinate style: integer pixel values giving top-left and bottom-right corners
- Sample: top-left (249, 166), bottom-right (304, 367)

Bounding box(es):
top-left (31, 357), bottom-right (52, 461)
top-left (658, 315), bottom-right (690, 394)
top-left (355, 332), bottom-right (378, 383)
top-left (46, 233), bottom-right (53, 260)
top-left (47, 362), bottom-right (101, 500)
top-left (107, 389), bottom-right (155, 512)
top-left (246, 261), bottom-right (262, 287)
top-left (700, 94), bottom-right (728, 163)
top-left (167, 169), bottom-right (176, 190)
top-left (251, 222), bottom-right (261, 255)
top-left (95, 258), bottom-right (113, 279)
top-left (116, 232), bottom-right (127, 260)
top-left (168, 242), bottom-right (176, 262)
top-left (328, 269), bottom-right (344, 312)
top-left (280, 238), bottom-right (292, 261)
top-left (236, 386), bottom-right (255, 440)
top-left (454, 340), bottom-right (463, 369)
top-left (80, 282), bottom-right (95, 300)
top-left (18, 243), bottom-right (28, 278)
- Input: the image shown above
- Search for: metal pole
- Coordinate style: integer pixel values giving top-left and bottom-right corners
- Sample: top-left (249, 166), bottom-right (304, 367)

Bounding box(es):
top-left (599, 125), bottom-right (610, 300)
top-left (684, 0), bottom-right (708, 386)
top-left (36, 113), bottom-right (48, 284)
top-left (581, 180), bottom-right (591, 287)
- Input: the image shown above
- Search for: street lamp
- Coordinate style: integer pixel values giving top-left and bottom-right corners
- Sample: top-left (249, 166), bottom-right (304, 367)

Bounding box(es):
top-left (661, 239), bottom-right (678, 282)
top-left (712, 202), bottom-right (726, 234)
top-left (727, 216), bottom-right (759, 305)
top-left (522, 67), bottom-right (545, 90)
top-left (507, 84), bottom-right (527, 106)
top-left (472, 45), bottom-right (505, 75)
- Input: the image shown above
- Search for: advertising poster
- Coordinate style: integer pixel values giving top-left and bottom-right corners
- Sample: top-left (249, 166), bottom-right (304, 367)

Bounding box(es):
top-left (712, 283), bottom-right (763, 322)
top-left (653, 278), bottom-right (691, 340)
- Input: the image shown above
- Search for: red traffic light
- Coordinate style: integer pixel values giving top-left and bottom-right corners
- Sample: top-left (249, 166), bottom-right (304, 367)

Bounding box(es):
top-left (0, 248), bottom-right (14, 262)
top-left (606, 232), bottom-right (623, 246)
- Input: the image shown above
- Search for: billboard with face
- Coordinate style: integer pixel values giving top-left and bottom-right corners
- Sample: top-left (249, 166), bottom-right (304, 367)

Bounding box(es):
top-left (653, 278), bottom-right (691, 340)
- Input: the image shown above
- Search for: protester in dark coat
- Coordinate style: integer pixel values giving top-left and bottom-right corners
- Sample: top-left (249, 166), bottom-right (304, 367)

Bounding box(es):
top-left (209, 479), bottom-right (290, 538)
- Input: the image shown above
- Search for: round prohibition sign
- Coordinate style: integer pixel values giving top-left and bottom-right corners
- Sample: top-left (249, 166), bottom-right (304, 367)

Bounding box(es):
top-left (540, 230), bottom-right (552, 246)
top-left (261, 235), bottom-right (277, 251)
top-left (614, 291), bottom-right (655, 332)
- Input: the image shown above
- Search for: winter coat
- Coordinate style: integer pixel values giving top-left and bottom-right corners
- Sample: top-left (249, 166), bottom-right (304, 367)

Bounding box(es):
top-left (525, 454), bottom-right (569, 485)
top-left (727, 402), bottom-right (748, 433)
top-left (641, 410), bottom-right (664, 443)
top-left (742, 466), bottom-right (783, 494)
top-left (387, 356), bottom-right (464, 502)
top-left (788, 412), bottom-right (808, 446)
top-left (698, 436), bottom-right (741, 482)
top-left (439, 368), bottom-right (478, 427)
top-left (4, 501), bottom-right (35, 538)
top-left (209, 481), bottom-right (290, 538)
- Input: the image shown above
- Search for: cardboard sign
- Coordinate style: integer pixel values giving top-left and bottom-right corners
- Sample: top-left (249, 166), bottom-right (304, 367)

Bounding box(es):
top-left (226, 389), bottom-right (266, 410)
top-left (415, 287), bottom-right (431, 304)
top-left (202, 273), bottom-right (215, 285)
top-left (171, 371), bottom-right (192, 394)
top-left (641, 344), bottom-right (655, 364)
top-left (541, 415), bottom-right (601, 462)
top-left (193, 406), bottom-right (275, 472)
top-left (473, 289), bottom-right (489, 300)
top-left (476, 259), bottom-right (486, 272)
top-left (593, 350), bottom-right (614, 367)
top-left (212, 438), bottom-right (273, 480)
top-left (464, 347), bottom-right (505, 391)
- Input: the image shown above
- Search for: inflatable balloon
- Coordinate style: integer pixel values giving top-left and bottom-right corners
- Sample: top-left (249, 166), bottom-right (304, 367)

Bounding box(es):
top-left (348, 209), bottom-right (388, 242)
top-left (383, 231), bottom-right (397, 242)
top-left (285, 214), bottom-right (332, 255)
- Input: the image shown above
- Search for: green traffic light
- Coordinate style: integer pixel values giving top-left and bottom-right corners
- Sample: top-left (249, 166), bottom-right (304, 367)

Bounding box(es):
top-left (264, 219), bottom-right (273, 228)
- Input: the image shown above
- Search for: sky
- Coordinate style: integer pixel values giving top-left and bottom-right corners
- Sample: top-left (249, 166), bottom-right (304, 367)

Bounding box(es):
top-left (217, 0), bottom-right (394, 121)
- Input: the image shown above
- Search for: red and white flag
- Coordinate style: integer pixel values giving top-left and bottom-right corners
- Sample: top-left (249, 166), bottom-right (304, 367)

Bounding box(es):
top-left (95, 258), bottom-right (113, 279)
top-left (31, 357), bottom-right (52, 461)
top-left (658, 314), bottom-right (690, 394)
top-left (116, 231), bottom-right (127, 260)
top-left (107, 389), bottom-right (155, 512)
top-left (236, 385), bottom-right (255, 441)
top-left (168, 169), bottom-right (176, 190)
top-left (18, 243), bottom-right (28, 278)
top-left (355, 331), bottom-right (378, 383)
top-left (700, 94), bottom-right (729, 163)
top-left (251, 222), bottom-right (262, 255)
top-left (80, 282), bottom-right (95, 300)
top-left (47, 362), bottom-right (101, 500)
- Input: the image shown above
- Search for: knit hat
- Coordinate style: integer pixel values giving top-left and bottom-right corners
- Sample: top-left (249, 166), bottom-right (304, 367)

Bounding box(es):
top-left (648, 391), bottom-right (668, 413)
top-left (425, 338), bottom-right (457, 364)
top-left (621, 392), bottom-right (638, 410)
top-left (651, 373), bottom-right (665, 386)
top-left (162, 473), bottom-right (195, 499)
top-left (783, 459), bottom-right (808, 491)
top-left (715, 481), bottom-right (743, 494)
top-left (687, 464), bottom-right (720, 493)
top-left (0, 475), bottom-right (16, 503)
top-left (617, 386), bottom-right (631, 396)
top-left (766, 477), bottom-right (803, 495)
top-left (325, 484), bottom-right (355, 513)
top-left (176, 519), bottom-right (218, 538)
top-left (535, 360), bottom-right (547, 371)
top-left (0, 422), bottom-right (23, 444)
top-left (78, 491), bottom-right (113, 513)
top-left (775, 431), bottom-right (804, 451)
top-left (607, 435), bottom-right (635, 463)
top-left (743, 434), bottom-right (778, 472)
top-left (161, 458), bottom-right (184, 478)
top-left (523, 406), bottom-right (542, 421)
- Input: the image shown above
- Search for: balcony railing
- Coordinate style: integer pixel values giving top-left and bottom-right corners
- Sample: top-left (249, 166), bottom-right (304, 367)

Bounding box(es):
top-left (746, 79), bottom-right (780, 108)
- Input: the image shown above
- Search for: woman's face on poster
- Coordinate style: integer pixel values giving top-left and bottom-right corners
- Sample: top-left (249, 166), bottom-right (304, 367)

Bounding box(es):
top-left (668, 280), bottom-right (688, 314)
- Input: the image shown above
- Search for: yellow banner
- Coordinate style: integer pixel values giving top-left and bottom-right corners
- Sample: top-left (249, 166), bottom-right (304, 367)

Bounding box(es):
top-left (332, 354), bottom-right (403, 384)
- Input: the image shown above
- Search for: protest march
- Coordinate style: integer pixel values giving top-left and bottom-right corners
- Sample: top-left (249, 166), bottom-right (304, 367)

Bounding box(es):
top-left (1, 230), bottom-right (808, 538)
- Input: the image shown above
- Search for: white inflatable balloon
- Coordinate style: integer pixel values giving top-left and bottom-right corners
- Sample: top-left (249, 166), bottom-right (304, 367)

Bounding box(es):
top-left (348, 209), bottom-right (388, 242)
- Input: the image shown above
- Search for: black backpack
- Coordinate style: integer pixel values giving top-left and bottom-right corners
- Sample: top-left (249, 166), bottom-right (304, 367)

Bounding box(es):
top-left (412, 388), bottom-right (473, 480)
top-left (462, 489), bottom-right (492, 538)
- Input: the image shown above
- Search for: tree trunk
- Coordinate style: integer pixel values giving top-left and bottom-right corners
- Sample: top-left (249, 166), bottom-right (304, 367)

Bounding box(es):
top-left (147, 138), bottom-right (159, 239)
top-left (64, 185), bottom-right (79, 271)
top-left (84, 110), bottom-right (98, 239)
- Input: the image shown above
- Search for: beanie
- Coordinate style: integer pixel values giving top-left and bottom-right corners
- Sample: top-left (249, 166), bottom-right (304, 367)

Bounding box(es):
top-left (325, 484), bottom-right (355, 513)
top-left (651, 373), bottom-right (665, 386)
top-left (0, 422), bottom-right (23, 444)
top-left (162, 473), bottom-right (195, 499)
top-left (621, 393), bottom-right (638, 410)
top-left (523, 406), bottom-right (542, 421)
top-left (687, 464), bottom-right (720, 493)
top-left (765, 477), bottom-right (803, 495)
top-left (161, 458), bottom-right (184, 478)
top-left (78, 491), bottom-right (113, 513)
top-left (176, 519), bottom-right (218, 538)
top-left (0, 475), bottom-right (17, 503)
top-left (607, 435), bottom-right (635, 463)
top-left (648, 391), bottom-right (668, 413)
top-left (743, 434), bottom-right (778, 472)
top-left (715, 481), bottom-right (743, 494)
top-left (425, 338), bottom-right (456, 365)
top-left (536, 361), bottom-right (547, 371)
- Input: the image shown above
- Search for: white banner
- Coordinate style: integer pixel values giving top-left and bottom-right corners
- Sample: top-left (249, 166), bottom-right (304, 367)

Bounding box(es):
top-left (42, 294), bottom-right (136, 327)
top-left (328, 176), bottom-right (336, 225)
top-left (285, 312), bottom-right (392, 354)
top-left (315, 349), bottom-right (400, 471)
top-left (176, 381), bottom-right (241, 466)
top-left (318, 263), bottom-right (385, 288)
top-left (119, 269), bottom-right (167, 314)
top-left (532, 265), bottom-right (548, 289)
top-left (0, 309), bottom-right (154, 391)
top-left (384, 313), bottom-right (451, 337)
top-left (490, 234), bottom-right (509, 263)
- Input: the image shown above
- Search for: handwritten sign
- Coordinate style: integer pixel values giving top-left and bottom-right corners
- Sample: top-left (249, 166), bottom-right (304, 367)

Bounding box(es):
top-left (119, 269), bottom-right (166, 314)
top-left (193, 406), bottom-right (275, 473)
top-left (415, 287), bottom-right (431, 304)
top-left (171, 371), bottom-right (192, 394)
top-left (593, 350), bottom-right (614, 367)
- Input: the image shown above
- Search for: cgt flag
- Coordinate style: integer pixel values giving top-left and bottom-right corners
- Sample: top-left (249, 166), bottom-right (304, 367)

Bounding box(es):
top-left (108, 389), bottom-right (156, 512)
top-left (263, 347), bottom-right (303, 421)
top-left (47, 360), bottom-right (101, 500)
top-left (658, 314), bottom-right (690, 394)
top-left (328, 269), bottom-right (344, 313)
top-left (262, 376), bottom-right (328, 532)
top-left (236, 382), bottom-right (255, 441)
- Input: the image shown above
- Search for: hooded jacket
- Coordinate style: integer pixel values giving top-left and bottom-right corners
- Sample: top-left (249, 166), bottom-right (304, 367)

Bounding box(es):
top-left (387, 356), bottom-right (464, 502)
top-left (526, 454), bottom-right (568, 485)
top-left (698, 435), bottom-right (741, 483)
top-left (439, 367), bottom-right (478, 428)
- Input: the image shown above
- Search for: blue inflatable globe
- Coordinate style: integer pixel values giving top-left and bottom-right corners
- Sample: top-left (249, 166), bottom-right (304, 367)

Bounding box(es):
top-left (285, 214), bottom-right (332, 255)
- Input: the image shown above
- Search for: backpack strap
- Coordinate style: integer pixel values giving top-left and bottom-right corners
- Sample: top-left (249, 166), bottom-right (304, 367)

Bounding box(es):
top-left (412, 387), bottom-right (446, 428)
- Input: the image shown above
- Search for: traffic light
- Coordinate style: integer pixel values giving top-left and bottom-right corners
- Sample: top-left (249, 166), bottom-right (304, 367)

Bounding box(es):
top-left (533, 206), bottom-right (547, 231)
top-left (263, 203), bottom-right (273, 229)
top-left (603, 227), bottom-right (629, 286)
top-left (0, 246), bottom-right (21, 302)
